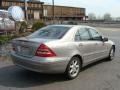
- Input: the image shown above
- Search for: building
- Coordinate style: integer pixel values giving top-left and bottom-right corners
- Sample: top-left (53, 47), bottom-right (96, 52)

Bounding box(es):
top-left (43, 5), bottom-right (86, 20)
top-left (0, 0), bottom-right (44, 20)
top-left (0, 0), bottom-right (86, 20)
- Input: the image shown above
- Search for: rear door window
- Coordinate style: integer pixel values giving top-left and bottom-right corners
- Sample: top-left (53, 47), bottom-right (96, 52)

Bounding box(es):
top-left (75, 28), bottom-right (91, 41)
top-left (79, 28), bottom-right (91, 40)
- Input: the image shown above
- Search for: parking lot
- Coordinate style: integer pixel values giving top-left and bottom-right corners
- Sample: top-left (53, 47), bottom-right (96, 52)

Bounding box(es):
top-left (0, 27), bottom-right (120, 90)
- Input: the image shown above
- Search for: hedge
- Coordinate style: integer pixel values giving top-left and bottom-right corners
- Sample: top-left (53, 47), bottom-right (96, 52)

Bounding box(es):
top-left (32, 21), bottom-right (46, 32)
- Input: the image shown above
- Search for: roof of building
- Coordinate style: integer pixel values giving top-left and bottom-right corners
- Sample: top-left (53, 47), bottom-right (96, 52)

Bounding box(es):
top-left (44, 4), bottom-right (85, 9)
top-left (2, 0), bottom-right (44, 4)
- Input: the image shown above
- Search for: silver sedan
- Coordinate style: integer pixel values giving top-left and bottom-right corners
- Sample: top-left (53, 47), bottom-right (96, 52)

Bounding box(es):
top-left (10, 25), bottom-right (115, 79)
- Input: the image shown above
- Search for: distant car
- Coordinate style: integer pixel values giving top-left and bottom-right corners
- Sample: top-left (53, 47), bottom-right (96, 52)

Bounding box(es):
top-left (0, 10), bottom-right (15, 33)
top-left (10, 25), bottom-right (115, 79)
top-left (0, 18), bottom-right (15, 31)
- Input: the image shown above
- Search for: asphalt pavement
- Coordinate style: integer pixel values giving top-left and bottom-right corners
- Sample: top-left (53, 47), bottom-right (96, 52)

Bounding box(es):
top-left (0, 27), bottom-right (120, 90)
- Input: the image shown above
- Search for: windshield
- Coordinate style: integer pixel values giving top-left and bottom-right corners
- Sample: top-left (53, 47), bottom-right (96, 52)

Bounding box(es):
top-left (28, 26), bottom-right (71, 39)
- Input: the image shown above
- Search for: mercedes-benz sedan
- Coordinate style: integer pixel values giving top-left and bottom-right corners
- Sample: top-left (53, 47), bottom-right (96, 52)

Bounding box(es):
top-left (10, 25), bottom-right (115, 79)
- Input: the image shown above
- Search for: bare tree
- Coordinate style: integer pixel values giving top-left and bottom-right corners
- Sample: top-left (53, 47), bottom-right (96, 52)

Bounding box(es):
top-left (88, 13), bottom-right (96, 20)
top-left (103, 13), bottom-right (112, 21)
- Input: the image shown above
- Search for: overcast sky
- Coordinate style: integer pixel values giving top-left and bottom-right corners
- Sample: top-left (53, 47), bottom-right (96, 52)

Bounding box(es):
top-left (40, 0), bottom-right (120, 17)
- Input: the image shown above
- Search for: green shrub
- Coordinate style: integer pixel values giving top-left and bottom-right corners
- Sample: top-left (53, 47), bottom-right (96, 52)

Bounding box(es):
top-left (0, 35), bottom-right (13, 44)
top-left (19, 21), bottom-right (28, 33)
top-left (32, 21), bottom-right (45, 32)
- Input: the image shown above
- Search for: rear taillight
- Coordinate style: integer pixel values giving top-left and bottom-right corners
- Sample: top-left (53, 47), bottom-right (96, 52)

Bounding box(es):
top-left (35, 43), bottom-right (56, 57)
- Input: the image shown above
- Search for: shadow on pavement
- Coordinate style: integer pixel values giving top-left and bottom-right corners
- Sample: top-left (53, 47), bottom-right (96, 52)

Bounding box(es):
top-left (0, 65), bottom-right (66, 88)
top-left (0, 59), bottom-right (109, 88)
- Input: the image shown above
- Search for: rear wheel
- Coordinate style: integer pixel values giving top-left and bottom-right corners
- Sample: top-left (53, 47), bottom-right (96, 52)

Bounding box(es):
top-left (107, 46), bottom-right (115, 61)
top-left (65, 57), bottom-right (81, 80)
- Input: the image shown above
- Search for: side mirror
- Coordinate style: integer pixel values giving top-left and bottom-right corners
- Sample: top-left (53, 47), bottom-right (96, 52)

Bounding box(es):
top-left (103, 37), bottom-right (108, 42)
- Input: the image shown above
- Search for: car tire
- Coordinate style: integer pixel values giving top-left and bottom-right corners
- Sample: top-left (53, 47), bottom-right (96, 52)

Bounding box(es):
top-left (107, 46), bottom-right (115, 61)
top-left (65, 57), bottom-right (81, 80)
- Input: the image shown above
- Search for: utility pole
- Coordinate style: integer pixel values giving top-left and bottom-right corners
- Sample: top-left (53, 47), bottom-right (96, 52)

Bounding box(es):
top-left (24, 0), bottom-right (28, 21)
top-left (52, 0), bottom-right (55, 23)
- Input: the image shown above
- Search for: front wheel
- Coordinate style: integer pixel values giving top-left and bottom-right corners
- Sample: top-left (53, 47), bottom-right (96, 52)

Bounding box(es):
top-left (107, 46), bottom-right (115, 61)
top-left (65, 57), bottom-right (81, 80)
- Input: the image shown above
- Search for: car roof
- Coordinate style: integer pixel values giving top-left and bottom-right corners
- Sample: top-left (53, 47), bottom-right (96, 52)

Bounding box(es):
top-left (50, 24), bottom-right (92, 28)
top-left (0, 10), bottom-right (8, 12)
top-left (50, 25), bottom-right (75, 27)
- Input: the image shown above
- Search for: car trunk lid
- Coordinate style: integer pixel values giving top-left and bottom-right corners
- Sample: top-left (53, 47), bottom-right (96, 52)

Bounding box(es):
top-left (12, 37), bottom-right (54, 58)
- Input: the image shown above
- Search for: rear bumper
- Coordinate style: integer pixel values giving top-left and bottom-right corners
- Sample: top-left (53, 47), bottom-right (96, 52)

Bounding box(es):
top-left (10, 51), bottom-right (69, 73)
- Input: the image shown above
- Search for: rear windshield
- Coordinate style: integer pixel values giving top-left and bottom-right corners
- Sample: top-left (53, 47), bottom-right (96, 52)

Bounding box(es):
top-left (28, 26), bottom-right (71, 39)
